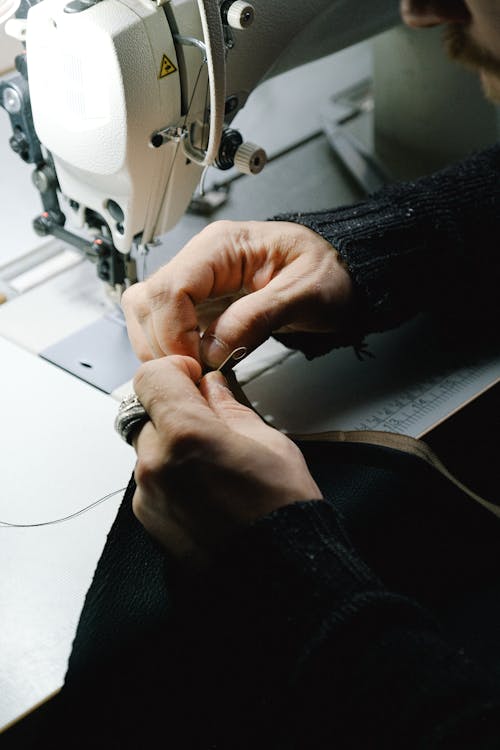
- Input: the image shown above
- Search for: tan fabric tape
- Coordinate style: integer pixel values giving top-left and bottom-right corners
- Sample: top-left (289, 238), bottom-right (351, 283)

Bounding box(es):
top-left (223, 369), bottom-right (500, 519)
top-left (290, 429), bottom-right (500, 519)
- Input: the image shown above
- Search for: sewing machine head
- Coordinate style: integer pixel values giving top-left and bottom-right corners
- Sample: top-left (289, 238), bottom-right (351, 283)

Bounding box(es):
top-left (1, 0), bottom-right (398, 298)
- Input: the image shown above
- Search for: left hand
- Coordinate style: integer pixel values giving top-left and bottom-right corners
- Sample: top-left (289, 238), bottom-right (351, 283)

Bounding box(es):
top-left (121, 220), bottom-right (354, 367)
top-left (131, 355), bottom-right (322, 561)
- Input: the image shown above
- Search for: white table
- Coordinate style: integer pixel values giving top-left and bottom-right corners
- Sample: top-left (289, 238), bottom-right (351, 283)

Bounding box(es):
top-left (0, 336), bottom-right (135, 730)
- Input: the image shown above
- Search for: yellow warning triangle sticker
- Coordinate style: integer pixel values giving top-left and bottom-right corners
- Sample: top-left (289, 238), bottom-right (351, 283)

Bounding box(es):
top-left (158, 54), bottom-right (177, 79)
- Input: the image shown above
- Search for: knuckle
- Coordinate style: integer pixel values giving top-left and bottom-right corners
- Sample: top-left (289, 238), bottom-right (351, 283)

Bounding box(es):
top-left (121, 281), bottom-right (144, 313)
top-left (231, 300), bottom-right (272, 338)
top-left (206, 219), bottom-right (233, 237)
top-left (146, 275), bottom-right (187, 320)
top-left (135, 423), bottom-right (212, 487)
top-left (133, 359), bottom-right (156, 393)
top-left (196, 219), bottom-right (241, 249)
top-left (146, 276), bottom-right (169, 309)
top-left (123, 283), bottom-right (154, 325)
top-left (131, 489), bottom-right (148, 527)
top-left (253, 304), bottom-right (273, 331)
top-left (169, 423), bottom-right (209, 464)
top-left (134, 450), bottom-right (162, 487)
top-left (120, 283), bottom-right (136, 310)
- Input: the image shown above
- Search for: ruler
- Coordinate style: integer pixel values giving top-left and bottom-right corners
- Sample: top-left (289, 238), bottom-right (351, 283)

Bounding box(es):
top-left (349, 357), bottom-right (499, 437)
top-left (240, 317), bottom-right (500, 439)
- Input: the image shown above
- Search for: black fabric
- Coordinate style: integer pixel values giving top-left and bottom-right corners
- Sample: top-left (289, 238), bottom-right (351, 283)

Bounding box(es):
top-left (299, 439), bottom-right (500, 678)
top-left (63, 476), bottom-right (171, 682)
top-left (66, 437), bottom-right (500, 691)
top-left (5, 435), bottom-right (500, 749)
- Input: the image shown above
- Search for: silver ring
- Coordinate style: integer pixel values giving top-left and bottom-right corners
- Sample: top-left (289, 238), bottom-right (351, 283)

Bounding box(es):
top-left (114, 393), bottom-right (149, 444)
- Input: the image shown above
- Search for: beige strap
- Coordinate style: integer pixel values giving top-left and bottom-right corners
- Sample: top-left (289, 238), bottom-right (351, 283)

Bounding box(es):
top-left (290, 428), bottom-right (500, 519)
top-left (223, 368), bottom-right (499, 518)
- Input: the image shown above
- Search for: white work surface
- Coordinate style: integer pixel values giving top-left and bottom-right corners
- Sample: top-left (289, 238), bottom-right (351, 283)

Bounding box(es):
top-left (0, 337), bottom-right (135, 729)
top-left (1, 38), bottom-right (499, 733)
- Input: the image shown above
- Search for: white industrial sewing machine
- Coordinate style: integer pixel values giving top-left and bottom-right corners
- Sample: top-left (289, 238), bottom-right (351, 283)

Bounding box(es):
top-left (1, 0), bottom-right (399, 298)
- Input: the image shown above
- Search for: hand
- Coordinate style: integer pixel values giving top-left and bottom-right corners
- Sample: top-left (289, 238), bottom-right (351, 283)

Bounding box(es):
top-left (121, 220), bottom-right (354, 367)
top-left (131, 355), bottom-right (322, 560)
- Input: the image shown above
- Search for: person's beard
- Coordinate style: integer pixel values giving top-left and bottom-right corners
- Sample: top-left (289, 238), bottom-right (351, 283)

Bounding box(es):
top-left (443, 23), bottom-right (500, 103)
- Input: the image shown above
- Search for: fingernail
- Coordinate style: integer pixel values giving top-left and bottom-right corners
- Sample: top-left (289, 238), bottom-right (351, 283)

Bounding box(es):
top-left (200, 334), bottom-right (230, 368)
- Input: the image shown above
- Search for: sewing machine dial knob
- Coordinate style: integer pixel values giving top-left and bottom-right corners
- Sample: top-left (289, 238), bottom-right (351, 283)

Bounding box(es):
top-left (234, 141), bottom-right (267, 175)
top-left (226, 1), bottom-right (254, 30)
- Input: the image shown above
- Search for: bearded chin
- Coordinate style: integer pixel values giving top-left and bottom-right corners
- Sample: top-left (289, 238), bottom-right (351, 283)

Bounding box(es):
top-left (443, 24), bottom-right (471, 65)
top-left (442, 24), bottom-right (500, 103)
top-left (443, 24), bottom-right (485, 72)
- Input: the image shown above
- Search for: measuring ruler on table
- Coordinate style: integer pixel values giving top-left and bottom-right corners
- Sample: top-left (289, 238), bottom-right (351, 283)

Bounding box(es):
top-left (350, 358), bottom-right (499, 438)
top-left (240, 319), bottom-right (500, 440)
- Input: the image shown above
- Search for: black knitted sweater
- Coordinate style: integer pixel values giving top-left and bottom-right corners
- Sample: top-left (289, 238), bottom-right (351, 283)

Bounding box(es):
top-left (272, 143), bottom-right (500, 359)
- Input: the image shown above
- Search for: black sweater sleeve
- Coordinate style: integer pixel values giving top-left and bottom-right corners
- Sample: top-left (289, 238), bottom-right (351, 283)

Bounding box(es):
top-left (272, 145), bottom-right (500, 356)
top-left (178, 501), bottom-right (500, 749)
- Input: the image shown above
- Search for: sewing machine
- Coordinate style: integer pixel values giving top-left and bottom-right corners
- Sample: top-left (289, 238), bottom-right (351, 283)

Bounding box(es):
top-left (1, 0), bottom-right (399, 299)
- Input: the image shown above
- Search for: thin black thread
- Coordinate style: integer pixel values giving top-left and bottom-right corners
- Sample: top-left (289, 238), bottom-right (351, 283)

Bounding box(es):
top-left (0, 487), bottom-right (126, 528)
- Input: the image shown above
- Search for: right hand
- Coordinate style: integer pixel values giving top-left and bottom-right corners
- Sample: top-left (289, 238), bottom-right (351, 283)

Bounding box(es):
top-left (121, 220), bottom-right (354, 368)
top-left (131, 355), bottom-right (323, 560)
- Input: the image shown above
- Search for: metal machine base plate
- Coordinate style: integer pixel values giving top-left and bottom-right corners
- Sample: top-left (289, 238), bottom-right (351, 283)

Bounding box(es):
top-left (40, 314), bottom-right (140, 394)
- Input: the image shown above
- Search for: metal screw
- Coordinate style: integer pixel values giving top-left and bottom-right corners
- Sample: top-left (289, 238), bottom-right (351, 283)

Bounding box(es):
top-left (2, 87), bottom-right (21, 115)
top-left (32, 169), bottom-right (49, 193)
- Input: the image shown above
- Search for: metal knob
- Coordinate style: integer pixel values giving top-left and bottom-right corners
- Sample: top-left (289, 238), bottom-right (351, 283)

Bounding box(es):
top-left (234, 141), bottom-right (267, 175)
top-left (226, 1), bottom-right (254, 29)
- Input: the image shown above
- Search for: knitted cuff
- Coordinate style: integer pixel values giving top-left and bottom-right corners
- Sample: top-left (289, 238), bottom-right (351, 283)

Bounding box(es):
top-left (272, 143), bottom-right (500, 338)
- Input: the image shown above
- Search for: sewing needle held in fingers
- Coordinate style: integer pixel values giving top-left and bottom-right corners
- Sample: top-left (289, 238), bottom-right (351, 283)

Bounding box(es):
top-left (216, 346), bottom-right (248, 375)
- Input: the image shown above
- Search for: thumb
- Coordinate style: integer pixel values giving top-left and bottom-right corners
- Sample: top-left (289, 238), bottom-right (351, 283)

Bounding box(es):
top-left (200, 285), bottom-right (290, 368)
top-left (200, 371), bottom-right (277, 444)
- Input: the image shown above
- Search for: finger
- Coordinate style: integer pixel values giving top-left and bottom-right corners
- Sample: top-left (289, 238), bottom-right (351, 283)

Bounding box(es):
top-left (200, 371), bottom-right (285, 449)
top-left (199, 284), bottom-right (287, 367)
top-left (129, 312), bottom-right (161, 362)
top-left (200, 238), bottom-right (351, 368)
top-left (122, 275), bottom-right (201, 362)
top-left (200, 254), bottom-right (329, 367)
top-left (121, 283), bottom-right (157, 361)
top-left (133, 355), bottom-right (208, 431)
top-left (130, 441), bottom-right (198, 560)
top-left (143, 222), bottom-right (251, 360)
top-left (200, 372), bottom-right (321, 500)
top-left (122, 281), bottom-right (194, 361)
top-left (130, 416), bottom-right (156, 455)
